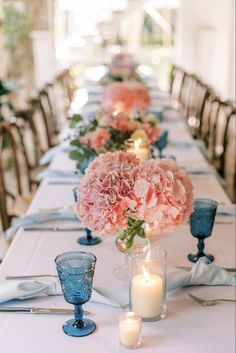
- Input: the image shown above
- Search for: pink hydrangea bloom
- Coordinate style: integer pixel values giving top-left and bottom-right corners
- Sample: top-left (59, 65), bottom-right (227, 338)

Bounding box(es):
top-left (100, 112), bottom-right (139, 133)
top-left (141, 114), bottom-right (162, 143)
top-left (76, 151), bottom-right (139, 234)
top-left (131, 159), bottom-right (194, 233)
top-left (80, 128), bottom-right (111, 150)
top-left (101, 82), bottom-right (150, 114)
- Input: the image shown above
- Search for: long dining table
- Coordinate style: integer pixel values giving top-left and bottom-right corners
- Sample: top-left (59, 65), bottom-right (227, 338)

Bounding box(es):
top-left (0, 83), bottom-right (235, 353)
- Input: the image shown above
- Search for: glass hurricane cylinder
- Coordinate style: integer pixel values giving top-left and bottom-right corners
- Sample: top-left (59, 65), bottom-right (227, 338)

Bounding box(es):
top-left (130, 246), bottom-right (167, 321)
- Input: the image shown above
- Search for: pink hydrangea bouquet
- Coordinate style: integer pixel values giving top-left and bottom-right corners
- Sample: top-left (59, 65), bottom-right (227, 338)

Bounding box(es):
top-left (109, 53), bottom-right (137, 80)
top-left (75, 151), bottom-right (194, 249)
top-left (101, 81), bottom-right (151, 114)
top-left (69, 112), bottom-right (162, 167)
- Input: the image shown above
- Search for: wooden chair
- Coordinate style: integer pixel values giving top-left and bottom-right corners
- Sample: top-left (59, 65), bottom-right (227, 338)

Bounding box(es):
top-left (38, 88), bottom-right (58, 147)
top-left (186, 78), bottom-right (209, 138)
top-left (0, 122), bottom-right (35, 230)
top-left (207, 100), bottom-right (234, 164)
top-left (223, 112), bottom-right (236, 203)
top-left (169, 65), bottom-right (186, 108)
top-left (198, 89), bottom-right (218, 147)
top-left (213, 105), bottom-right (235, 175)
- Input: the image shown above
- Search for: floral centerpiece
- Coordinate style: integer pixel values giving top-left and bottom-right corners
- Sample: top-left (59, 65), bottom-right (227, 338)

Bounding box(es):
top-left (69, 112), bottom-right (162, 169)
top-left (75, 151), bottom-right (194, 250)
top-left (108, 52), bottom-right (138, 81)
top-left (101, 81), bottom-right (150, 114)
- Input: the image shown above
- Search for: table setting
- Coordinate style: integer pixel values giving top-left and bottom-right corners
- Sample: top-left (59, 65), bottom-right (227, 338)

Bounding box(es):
top-left (0, 52), bottom-right (235, 353)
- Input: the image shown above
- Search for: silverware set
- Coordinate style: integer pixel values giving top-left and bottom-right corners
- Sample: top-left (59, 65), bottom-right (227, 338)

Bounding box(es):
top-left (188, 293), bottom-right (236, 306)
top-left (0, 306), bottom-right (91, 315)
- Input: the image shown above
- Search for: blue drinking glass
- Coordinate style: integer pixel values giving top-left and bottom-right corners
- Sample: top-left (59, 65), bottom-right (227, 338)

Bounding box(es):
top-left (55, 251), bottom-right (97, 337)
top-left (188, 198), bottom-right (218, 263)
top-left (73, 187), bottom-right (101, 246)
top-left (155, 129), bottom-right (169, 158)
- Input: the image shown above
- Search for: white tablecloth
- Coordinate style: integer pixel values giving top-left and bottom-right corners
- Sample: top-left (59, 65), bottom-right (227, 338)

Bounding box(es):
top-left (0, 99), bottom-right (235, 353)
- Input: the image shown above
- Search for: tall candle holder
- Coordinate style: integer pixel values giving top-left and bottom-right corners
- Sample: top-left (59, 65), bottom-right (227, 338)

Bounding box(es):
top-left (130, 245), bottom-right (167, 321)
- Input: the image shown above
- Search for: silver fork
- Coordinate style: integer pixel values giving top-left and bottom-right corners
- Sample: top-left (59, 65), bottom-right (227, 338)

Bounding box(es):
top-left (188, 293), bottom-right (236, 306)
top-left (5, 274), bottom-right (58, 280)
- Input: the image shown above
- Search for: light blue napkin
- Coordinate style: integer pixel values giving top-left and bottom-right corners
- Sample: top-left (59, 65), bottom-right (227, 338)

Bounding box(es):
top-left (39, 144), bottom-right (74, 166)
top-left (216, 205), bottom-right (235, 217)
top-left (1, 258), bottom-right (234, 307)
top-left (184, 167), bottom-right (211, 175)
top-left (36, 169), bottom-right (82, 182)
top-left (5, 207), bottom-right (77, 240)
top-left (0, 280), bottom-right (124, 308)
top-left (169, 141), bottom-right (195, 148)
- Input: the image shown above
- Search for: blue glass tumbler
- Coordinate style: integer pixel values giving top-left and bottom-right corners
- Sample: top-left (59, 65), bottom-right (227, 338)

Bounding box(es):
top-left (55, 251), bottom-right (97, 337)
top-left (73, 187), bottom-right (101, 246)
top-left (188, 198), bottom-right (218, 263)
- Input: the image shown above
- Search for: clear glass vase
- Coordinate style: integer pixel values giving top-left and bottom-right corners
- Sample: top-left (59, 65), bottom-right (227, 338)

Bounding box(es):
top-left (113, 234), bottom-right (149, 282)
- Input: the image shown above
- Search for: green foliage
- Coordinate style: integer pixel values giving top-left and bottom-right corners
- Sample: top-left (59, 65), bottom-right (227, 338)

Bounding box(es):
top-left (69, 114), bottom-right (82, 128)
top-left (1, 2), bottom-right (29, 52)
top-left (69, 139), bottom-right (97, 170)
top-left (118, 217), bottom-right (146, 250)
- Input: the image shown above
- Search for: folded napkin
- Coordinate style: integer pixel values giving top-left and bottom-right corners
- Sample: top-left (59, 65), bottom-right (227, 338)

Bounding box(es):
top-left (5, 207), bottom-right (77, 240)
top-left (184, 167), bottom-right (211, 175)
top-left (167, 257), bottom-right (236, 291)
top-left (36, 169), bottom-right (82, 182)
top-left (1, 258), bottom-right (234, 307)
top-left (0, 279), bottom-right (124, 308)
top-left (39, 144), bottom-right (73, 166)
top-left (169, 141), bottom-right (195, 148)
top-left (216, 205), bottom-right (235, 217)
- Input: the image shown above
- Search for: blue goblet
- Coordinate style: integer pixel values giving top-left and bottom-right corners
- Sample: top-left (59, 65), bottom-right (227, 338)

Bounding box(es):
top-left (188, 198), bottom-right (218, 263)
top-left (155, 129), bottom-right (168, 158)
top-left (55, 251), bottom-right (97, 337)
top-left (73, 187), bottom-right (101, 246)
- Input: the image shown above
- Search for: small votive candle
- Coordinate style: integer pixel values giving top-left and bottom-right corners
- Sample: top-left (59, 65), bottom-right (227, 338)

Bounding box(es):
top-left (118, 312), bottom-right (142, 349)
top-left (125, 138), bottom-right (149, 162)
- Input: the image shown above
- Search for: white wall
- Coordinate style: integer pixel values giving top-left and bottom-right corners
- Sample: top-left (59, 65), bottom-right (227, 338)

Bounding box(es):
top-left (178, 0), bottom-right (235, 101)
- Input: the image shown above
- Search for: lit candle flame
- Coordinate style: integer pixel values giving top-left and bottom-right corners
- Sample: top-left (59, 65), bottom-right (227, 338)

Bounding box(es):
top-left (112, 110), bottom-right (119, 117)
top-left (142, 265), bottom-right (150, 280)
top-left (134, 138), bottom-right (142, 150)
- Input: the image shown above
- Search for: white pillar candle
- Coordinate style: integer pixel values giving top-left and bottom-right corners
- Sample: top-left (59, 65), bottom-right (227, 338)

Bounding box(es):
top-left (131, 272), bottom-right (163, 319)
top-left (126, 139), bottom-right (149, 162)
top-left (119, 312), bottom-right (141, 348)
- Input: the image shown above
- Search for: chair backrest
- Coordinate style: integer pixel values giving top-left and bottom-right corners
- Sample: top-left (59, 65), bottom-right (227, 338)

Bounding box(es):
top-left (207, 100), bottom-right (234, 164)
top-left (199, 91), bottom-right (218, 144)
top-left (169, 66), bottom-right (186, 107)
top-left (26, 97), bottom-right (51, 153)
top-left (223, 112), bottom-right (236, 203)
top-left (0, 121), bottom-right (31, 230)
top-left (213, 105), bottom-right (235, 174)
top-left (38, 89), bottom-right (58, 147)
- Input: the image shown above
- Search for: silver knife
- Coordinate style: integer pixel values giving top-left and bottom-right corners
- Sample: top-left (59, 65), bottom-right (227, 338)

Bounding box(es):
top-left (5, 274), bottom-right (58, 280)
top-left (23, 227), bottom-right (85, 232)
top-left (0, 306), bottom-right (90, 315)
top-left (175, 266), bottom-right (236, 272)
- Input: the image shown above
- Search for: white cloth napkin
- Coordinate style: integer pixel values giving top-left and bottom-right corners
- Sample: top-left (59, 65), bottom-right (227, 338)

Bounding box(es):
top-left (5, 207), bottom-right (77, 240)
top-left (0, 258), bottom-right (234, 307)
top-left (39, 143), bottom-right (73, 166)
top-left (36, 169), bottom-right (82, 182)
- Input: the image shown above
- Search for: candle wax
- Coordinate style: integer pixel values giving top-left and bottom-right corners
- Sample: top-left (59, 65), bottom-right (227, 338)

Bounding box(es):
top-left (132, 273), bottom-right (163, 319)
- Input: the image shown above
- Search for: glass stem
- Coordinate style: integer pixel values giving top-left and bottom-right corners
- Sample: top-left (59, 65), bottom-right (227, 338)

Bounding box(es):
top-left (197, 238), bottom-right (205, 256)
top-left (85, 228), bottom-right (93, 240)
top-left (159, 149), bottom-right (163, 158)
top-left (73, 304), bottom-right (84, 328)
